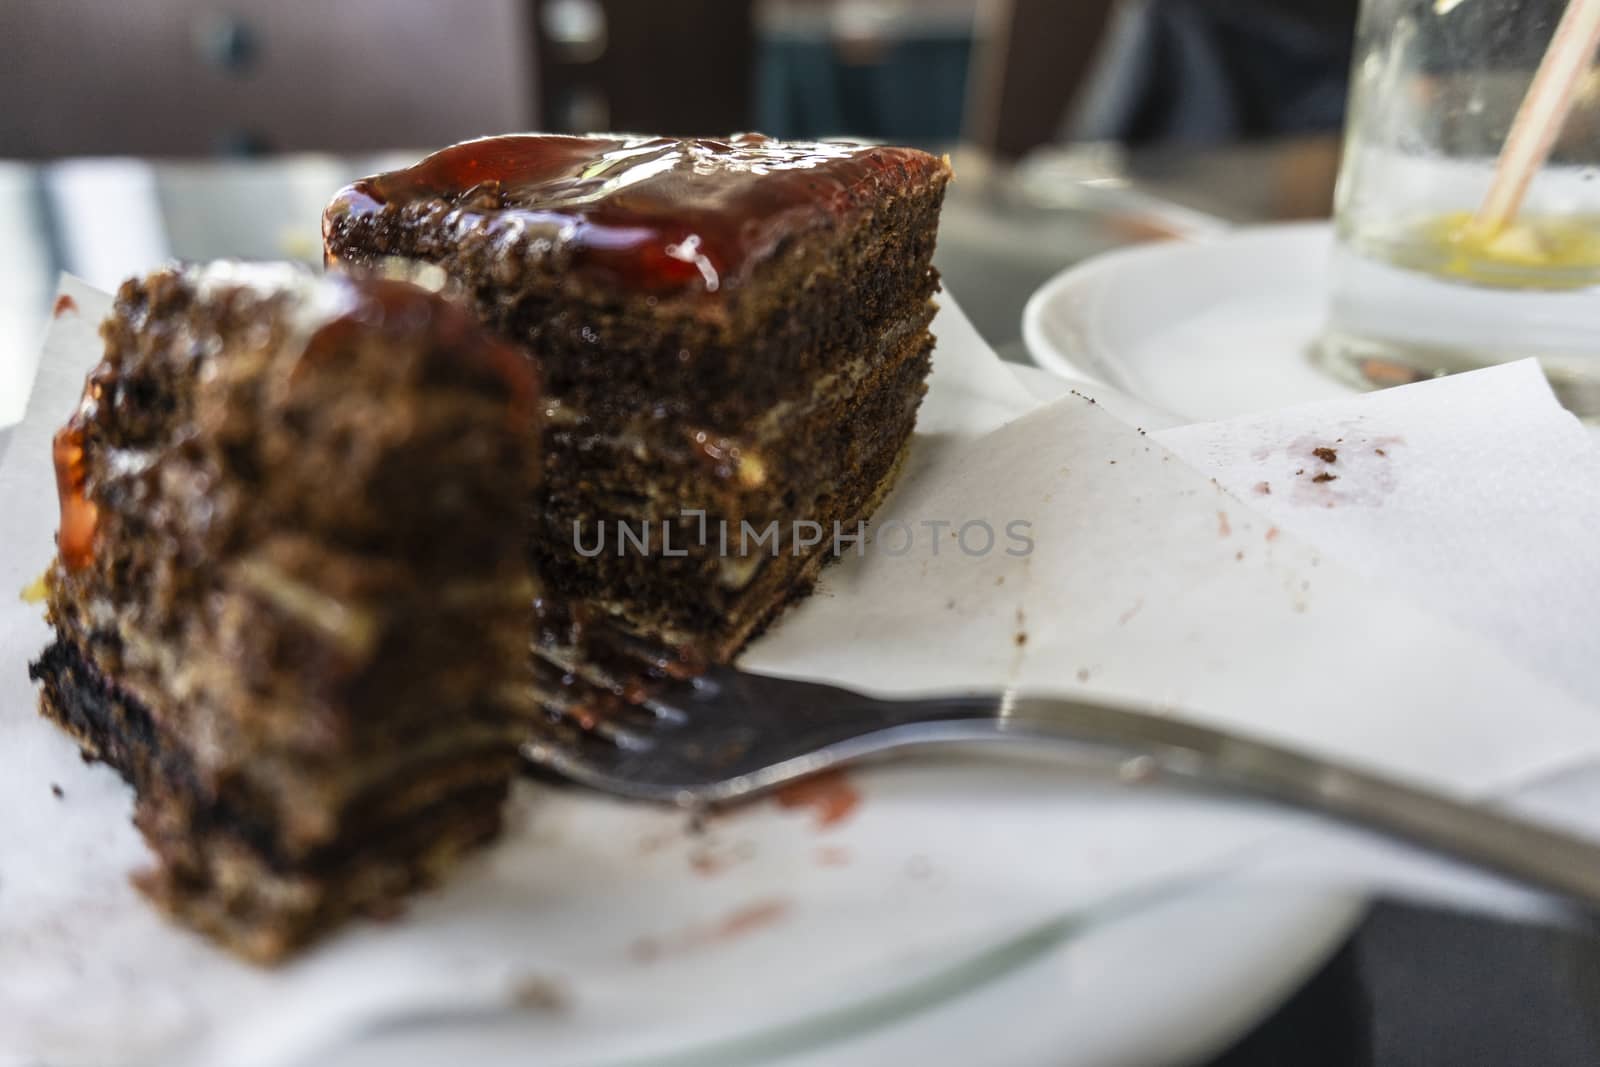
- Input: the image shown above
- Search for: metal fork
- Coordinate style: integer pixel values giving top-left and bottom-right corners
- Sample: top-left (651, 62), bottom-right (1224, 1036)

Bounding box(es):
top-left (521, 665), bottom-right (1600, 910)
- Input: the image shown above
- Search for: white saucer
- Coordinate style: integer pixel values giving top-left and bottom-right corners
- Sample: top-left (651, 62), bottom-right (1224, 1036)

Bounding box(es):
top-left (1023, 222), bottom-right (1355, 422)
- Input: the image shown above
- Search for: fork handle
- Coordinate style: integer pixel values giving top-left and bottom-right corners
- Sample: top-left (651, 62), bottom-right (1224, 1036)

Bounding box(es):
top-left (908, 695), bottom-right (1600, 910)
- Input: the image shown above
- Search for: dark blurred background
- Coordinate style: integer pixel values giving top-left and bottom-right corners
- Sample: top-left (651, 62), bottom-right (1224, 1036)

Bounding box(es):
top-left (0, 0), bottom-right (1360, 357)
top-left (0, 0), bottom-right (1356, 160)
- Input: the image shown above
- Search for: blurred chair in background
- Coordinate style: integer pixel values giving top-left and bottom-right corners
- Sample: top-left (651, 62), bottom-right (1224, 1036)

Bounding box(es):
top-left (964, 0), bottom-right (1117, 160)
top-left (0, 0), bottom-right (536, 158)
top-left (534, 0), bottom-right (754, 135)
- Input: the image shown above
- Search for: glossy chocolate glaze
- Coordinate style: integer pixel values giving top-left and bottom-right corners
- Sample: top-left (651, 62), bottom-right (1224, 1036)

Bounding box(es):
top-left (324, 133), bottom-right (945, 296)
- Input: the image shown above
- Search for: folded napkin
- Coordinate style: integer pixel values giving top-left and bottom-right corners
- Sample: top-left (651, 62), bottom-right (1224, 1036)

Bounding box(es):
top-left (3, 277), bottom-right (1599, 1067)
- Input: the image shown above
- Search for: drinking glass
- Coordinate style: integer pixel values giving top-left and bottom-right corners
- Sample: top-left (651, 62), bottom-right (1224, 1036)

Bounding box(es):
top-left (1318, 0), bottom-right (1600, 414)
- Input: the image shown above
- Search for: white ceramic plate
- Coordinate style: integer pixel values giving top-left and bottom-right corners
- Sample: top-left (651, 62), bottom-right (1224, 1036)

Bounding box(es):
top-left (298, 366), bottom-right (1369, 1067)
top-left (1023, 223), bottom-right (1356, 422)
top-left (4, 286), bottom-right (1365, 1067)
top-left (321, 876), bottom-right (1363, 1067)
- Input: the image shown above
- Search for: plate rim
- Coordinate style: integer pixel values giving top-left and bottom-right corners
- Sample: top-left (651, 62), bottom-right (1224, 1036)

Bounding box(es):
top-left (1020, 221), bottom-right (1335, 391)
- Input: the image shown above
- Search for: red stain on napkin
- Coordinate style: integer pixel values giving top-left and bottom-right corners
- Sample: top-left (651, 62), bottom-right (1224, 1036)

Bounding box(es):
top-left (630, 898), bottom-right (792, 963)
top-left (774, 771), bottom-right (861, 829)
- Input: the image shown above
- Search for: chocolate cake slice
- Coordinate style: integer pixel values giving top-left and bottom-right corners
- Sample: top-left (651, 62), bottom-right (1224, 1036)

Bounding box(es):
top-left (29, 263), bottom-right (539, 962)
top-left (323, 133), bottom-right (951, 708)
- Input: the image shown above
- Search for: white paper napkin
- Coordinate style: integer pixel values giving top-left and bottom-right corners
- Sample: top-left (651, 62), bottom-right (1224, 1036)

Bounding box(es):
top-left (1154, 361), bottom-right (1600, 706)
top-left (4, 277), bottom-right (1600, 1067)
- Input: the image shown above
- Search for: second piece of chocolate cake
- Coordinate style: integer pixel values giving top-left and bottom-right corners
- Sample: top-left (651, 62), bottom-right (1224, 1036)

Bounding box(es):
top-left (31, 264), bottom-right (540, 961)
top-left (324, 133), bottom-right (951, 703)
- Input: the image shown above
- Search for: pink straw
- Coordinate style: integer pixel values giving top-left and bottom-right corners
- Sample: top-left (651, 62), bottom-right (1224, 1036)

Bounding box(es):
top-left (1472, 0), bottom-right (1600, 236)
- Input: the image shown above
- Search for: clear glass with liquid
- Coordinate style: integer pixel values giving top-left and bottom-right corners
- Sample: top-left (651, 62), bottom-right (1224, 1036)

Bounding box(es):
top-left (1319, 0), bottom-right (1600, 413)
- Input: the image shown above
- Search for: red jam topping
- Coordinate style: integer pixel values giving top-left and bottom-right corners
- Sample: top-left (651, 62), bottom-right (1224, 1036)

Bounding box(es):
top-left (52, 420), bottom-right (97, 572)
top-left (301, 275), bottom-right (539, 421)
top-left (325, 133), bottom-right (939, 295)
top-left (54, 356), bottom-right (116, 572)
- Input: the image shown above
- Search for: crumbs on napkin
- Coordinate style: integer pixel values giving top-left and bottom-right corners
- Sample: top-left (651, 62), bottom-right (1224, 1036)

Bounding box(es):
top-left (629, 898), bottom-right (792, 963)
top-left (1281, 430), bottom-right (1405, 508)
top-left (364, 898), bottom-right (409, 924)
top-left (508, 974), bottom-right (572, 1014)
top-left (689, 839), bottom-right (757, 878)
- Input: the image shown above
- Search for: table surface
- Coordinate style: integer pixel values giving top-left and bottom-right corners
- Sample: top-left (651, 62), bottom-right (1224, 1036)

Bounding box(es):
top-left (2, 138), bottom-right (1596, 1067)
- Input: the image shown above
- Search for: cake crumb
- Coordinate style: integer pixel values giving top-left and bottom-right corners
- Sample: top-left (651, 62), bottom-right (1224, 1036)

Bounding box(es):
top-left (50, 784), bottom-right (64, 799)
top-left (510, 975), bottom-right (571, 1013)
top-left (1014, 631), bottom-right (1028, 647)
top-left (365, 899), bottom-right (408, 923)
top-left (690, 849), bottom-right (732, 877)
top-left (1076, 667), bottom-right (1091, 682)
top-left (1375, 447), bottom-right (1387, 456)
top-left (1312, 472), bottom-right (1338, 484)
top-left (1313, 447), bottom-right (1338, 463)
top-left (631, 898), bottom-right (791, 965)
top-left (19, 573), bottom-right (49, 605)
top-left (1253, 482), bottom-right (1271, 495)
